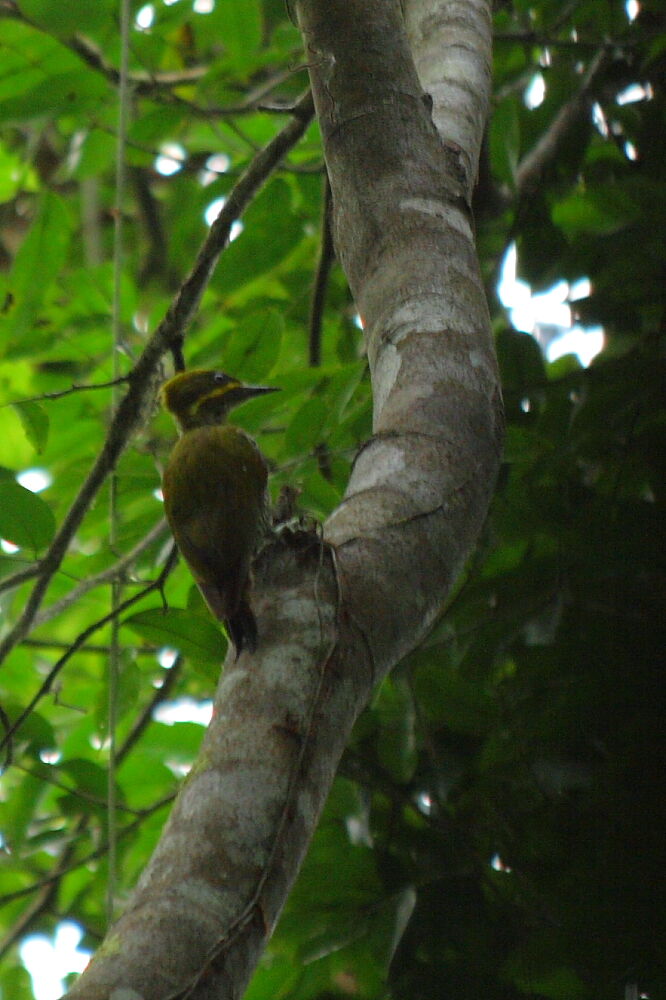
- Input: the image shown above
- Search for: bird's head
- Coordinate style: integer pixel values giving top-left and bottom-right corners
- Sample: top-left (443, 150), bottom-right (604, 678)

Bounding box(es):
top-left (161, 369), bottom-right (279, 432)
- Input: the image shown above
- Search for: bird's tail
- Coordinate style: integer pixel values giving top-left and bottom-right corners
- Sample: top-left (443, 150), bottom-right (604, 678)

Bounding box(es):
top-left (225, 599), bottom-right (258, 657)
top-left (196, 571), bottom-right (258, 657)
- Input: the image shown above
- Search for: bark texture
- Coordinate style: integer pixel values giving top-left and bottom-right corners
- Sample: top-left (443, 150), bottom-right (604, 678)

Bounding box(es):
top-left (65, 1), bottom-right (501, 997)
top-left (404, 0), bottom-right (492, 194)
top-left (67, 535), bottom-right (343, 1000)
top-left (309, 0), bottom-right (502, 669)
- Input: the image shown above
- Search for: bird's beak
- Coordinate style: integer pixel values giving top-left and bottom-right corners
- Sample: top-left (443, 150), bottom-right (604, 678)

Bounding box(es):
top-left (218, 383), bottom-right (279, 410)
top-left (240, 385), bottom-right (280, 402)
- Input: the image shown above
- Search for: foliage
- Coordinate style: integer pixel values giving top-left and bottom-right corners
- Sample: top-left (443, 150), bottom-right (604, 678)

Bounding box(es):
top-left (0, 1), bottom-right (664, 998)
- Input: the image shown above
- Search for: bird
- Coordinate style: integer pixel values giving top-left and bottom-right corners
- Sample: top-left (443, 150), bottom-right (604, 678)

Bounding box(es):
top-left (160, 368), bottom-right (279, 655)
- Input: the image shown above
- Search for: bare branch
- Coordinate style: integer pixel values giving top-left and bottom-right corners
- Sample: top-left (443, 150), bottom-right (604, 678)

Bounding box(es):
top-left (0, 376), bottom-right (129, 409)
top-left (1, 4), bottom-right (308, 118)
top-left (0, 561), bottom-right (42, 596)
top-left (67, 34), bottom-right (208, 92)
top-left (516, 49), bottom-right (609, 199)
top-left (495, 32), bottom-right (623, 52)
top-left (14, 761), bottom-right (150, 816)
top-left (33, 518), bottom-right (168, 628)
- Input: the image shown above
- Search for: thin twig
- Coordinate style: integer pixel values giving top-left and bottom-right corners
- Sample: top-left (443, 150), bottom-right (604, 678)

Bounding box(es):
top-left (0, 561), bottom-right (42, 596)
top-left (0, 545), bottom-right (178, 759)
top-left (70, 32), bottom-right (307, 115)
top-left (0, 832), bottom-right (77, 959)
top-left (117, 653), bottom-right (184, 764)
top-left (0, 794), bottom-right (174, 911)
top-left (0, 4), bottom-right (207, 92)
top-left (68, 35), bottom-right (208, 93)
top-left (106, 0), bottom-right (132, 924)
top-left (0, 657), bottom-right (184, 951)
top-left (14, 761), bottom-right (149, 817)
top-left (1, 4), bottom-right (307, 117)
top-left (494, 32), bottom-right (623, 52)
top-left (0, 376), bottom-right (129, 409)
top-left (21, 638), bottom-right (159, 655)
top-left (32, 518), bottom-right (169, 628)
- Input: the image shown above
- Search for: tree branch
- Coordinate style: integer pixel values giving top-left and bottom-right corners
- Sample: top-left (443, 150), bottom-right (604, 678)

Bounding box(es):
top-left (515, 49), bottom-right (609, 199)
top-left (404, 0), bottom-right (493, 197)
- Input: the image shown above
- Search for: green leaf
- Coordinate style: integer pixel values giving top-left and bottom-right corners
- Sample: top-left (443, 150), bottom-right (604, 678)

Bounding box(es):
top-left (0, 479), bottom-right (56, 551)
top-left (0, 3), bottom-right (662, 989)
top-left (490, 96), bottom-right (520, 186)
top-left (72, 129), bottom-right (117, 179)
top-left (0, 143), bottom-right (39, 200)
top-left (210, 3), bottom-right (262, 68)
top-left (122, 607), bottom-right (228, 666)
top-left (301, 469), bottom-right (342, 517)
top-left (18, 0), bottom-right (114, 36)
top-left (412, 658), bottom-right (497, 735)
top-left (95, 654), bottom-right (143, 731)
top-left (12, 400), bottom-right (49, 452)
top-left (59, 758), bottom-right (108, 799)
top-left (503, 425), bottom-right (551, 464)
top-left (222, 310), bottom-right (284, 381)
top-left (0, 70), bottom-right (109, 127)
top-left (3, 702), bottom-right (56, 757)
top-left (0, 961), bottom-right (34, 1000)
top-left (244, 956), bottom-right (300, 1000)
top-left (0, 771), bottom-right (43, 848)
top-left (497, 327), bottom-right (546, 391)
top-left (3, 191), bottom-right (73, 346)
top-left (504, 944), bottom-right (587, 1000)
top-left (213, 178), bottom-right (303, 293)
top-left (375, 678), bottom-right (418, 783)
top-left (552, 186), bottom-right (640, 237)
top-left (284, 397), bottom-right (329, 456)
top-left (321, 362), bottom-right (367, 423)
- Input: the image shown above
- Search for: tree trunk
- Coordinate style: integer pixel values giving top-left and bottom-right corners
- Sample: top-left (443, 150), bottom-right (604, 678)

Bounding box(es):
top-left (65, 1), bottom-right (502, 997)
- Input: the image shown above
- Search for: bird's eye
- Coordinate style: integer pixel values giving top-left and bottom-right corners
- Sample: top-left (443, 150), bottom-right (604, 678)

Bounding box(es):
top-left (213, 372), bottom-right (226, 383)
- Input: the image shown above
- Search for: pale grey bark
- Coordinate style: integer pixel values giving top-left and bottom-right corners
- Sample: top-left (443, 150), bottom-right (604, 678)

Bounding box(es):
top-left (312, 0), bottom-right (502, 669)
top-left (65, 1), bottom-right (501, 997)
top-left (404, 0), bottom-right (492, 192)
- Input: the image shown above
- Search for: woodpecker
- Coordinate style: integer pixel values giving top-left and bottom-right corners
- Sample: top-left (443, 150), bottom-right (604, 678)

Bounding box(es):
top-left (160, 369), bottom-right (278, 655)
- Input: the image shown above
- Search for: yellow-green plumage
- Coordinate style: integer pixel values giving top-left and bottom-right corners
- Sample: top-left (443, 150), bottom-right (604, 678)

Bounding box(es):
top-left (160, 369), bottom-right (277, 654)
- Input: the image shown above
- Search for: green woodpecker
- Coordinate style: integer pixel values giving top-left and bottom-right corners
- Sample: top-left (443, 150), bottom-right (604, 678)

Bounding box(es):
top-left (160, 369), bottom-right (278, 655)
